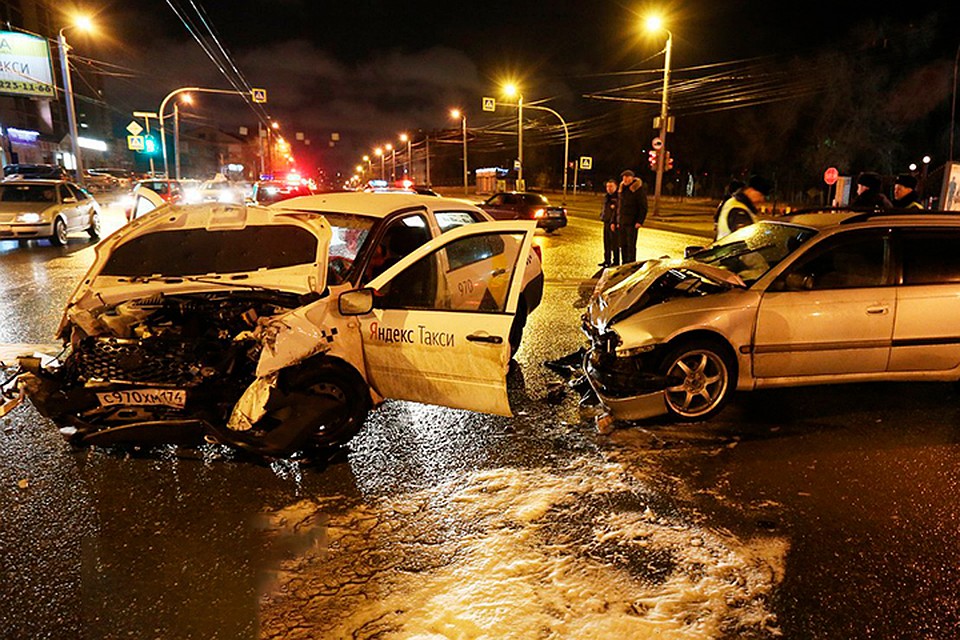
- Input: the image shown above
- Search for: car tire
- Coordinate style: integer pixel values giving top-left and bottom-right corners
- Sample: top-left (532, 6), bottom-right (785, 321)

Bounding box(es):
top-left (87, 212), bottom-right (101, 240)
top-left (659, 338), bottom-right (736, 421)
top-left (256, 360), bottom-right (371, 454)
top-left (50, 217), bottom-right (68, 246)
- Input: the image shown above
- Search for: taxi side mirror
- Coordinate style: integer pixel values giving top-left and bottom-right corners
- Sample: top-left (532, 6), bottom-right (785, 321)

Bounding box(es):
top-left (62, 196), bottom-right (77, 204)
top-left (338, 288), bottom-right (374, 316)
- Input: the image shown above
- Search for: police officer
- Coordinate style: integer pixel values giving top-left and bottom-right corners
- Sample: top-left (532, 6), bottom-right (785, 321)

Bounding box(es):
top-left (600, 178), bottom-right (619, 266)
top-left (892, 174), bottom-right (923, 209)
top-left (715, 175), bottom-right (771, 240)
top-left (851, 172), bottom-right (892, 210)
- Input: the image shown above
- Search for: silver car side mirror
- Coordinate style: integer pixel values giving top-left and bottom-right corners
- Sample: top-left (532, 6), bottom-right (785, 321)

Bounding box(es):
top-left (338, 288), bottom-right (374, 316)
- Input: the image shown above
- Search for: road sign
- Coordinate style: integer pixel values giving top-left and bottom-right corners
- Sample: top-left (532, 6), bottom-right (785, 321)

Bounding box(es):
top-left (824, 167), bottom-right (839, 185)
top-left (251, 87), bottom-right (267, 103)
top-left (579, 156), bottom-right (593, 170)
top-left (651, 136), bottom-right (663, 150)
top-left (127, 135), bottom-right (145, 151)
top-left (482, 97), bottom-right (496, 112)
top-left (126, 120), bottom-right (143, 136)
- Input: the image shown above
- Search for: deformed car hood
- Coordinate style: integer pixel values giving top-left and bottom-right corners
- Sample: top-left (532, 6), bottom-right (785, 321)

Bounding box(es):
top-left (586, 258), bottom-right (745, 331)
top-left (59, 202), bottom-right (331, 336)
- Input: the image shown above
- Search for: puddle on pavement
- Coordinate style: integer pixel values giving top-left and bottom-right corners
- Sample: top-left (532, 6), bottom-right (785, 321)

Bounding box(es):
top-left (259, 457), bottom-right (787, 639)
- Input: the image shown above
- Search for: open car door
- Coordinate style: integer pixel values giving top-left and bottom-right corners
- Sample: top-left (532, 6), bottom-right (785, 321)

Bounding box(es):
top-left (358, 221), bottom-right (536, 416)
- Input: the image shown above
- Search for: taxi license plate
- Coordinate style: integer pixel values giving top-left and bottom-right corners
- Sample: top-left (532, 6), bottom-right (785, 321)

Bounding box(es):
top-left (97, 389), bottom-right (187, 409)
top-left (547, 211), bottom-right (564, 217)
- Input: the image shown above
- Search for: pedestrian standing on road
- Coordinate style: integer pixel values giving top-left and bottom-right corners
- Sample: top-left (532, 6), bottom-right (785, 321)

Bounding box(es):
top-left (892, 174), bottom-right (923, 210)
top-left (851, 172), bottom-right (892, 210)
top-left (616, 169), bottom-right (648, 264)
top-left (600, 178), bottom-right (620, 266)
top-left (715, 175), bottom-right (772, 241)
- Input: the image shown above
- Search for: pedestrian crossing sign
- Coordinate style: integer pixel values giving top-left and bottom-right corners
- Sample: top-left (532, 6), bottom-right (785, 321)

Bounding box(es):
top-left (251, 88), bottom-right (267, 103)
top-left (127, 135), bottom-right (145, 151)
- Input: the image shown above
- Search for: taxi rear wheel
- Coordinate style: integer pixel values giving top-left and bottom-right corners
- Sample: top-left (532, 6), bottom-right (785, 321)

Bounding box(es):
top-left (660, 339), bottom-right (735, 421)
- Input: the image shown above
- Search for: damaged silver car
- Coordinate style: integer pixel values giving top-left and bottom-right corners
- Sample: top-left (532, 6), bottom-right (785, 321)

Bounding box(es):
top-left (581, 210), bottom-right (960, 425)
top-left (1, 196), bottom-right (539, 457)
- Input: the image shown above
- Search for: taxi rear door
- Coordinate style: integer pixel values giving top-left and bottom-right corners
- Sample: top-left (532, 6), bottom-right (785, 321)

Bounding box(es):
top-left (358, 221), bottom-right (536, 416)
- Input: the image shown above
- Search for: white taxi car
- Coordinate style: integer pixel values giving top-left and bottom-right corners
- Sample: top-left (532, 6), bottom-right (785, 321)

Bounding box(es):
top-left (582, 210), bottom-right (960, 424)
top-left (5, 195), bottom-right (538, 457)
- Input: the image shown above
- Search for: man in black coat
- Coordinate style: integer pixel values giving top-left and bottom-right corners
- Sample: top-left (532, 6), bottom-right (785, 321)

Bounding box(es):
top-left (616, 169), bottom-right (648, 264)
top-left (599, 178), bottom-right (619, 266)
top-left (851, 172), bottom-right (892, 210)
top-left (892, 174), bottom-right (923, 209)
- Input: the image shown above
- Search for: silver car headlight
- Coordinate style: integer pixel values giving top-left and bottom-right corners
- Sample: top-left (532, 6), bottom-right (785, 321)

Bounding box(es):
top-left (16, 212), bottom-right (41, 223)
top-left (617, 344), bottom-right (657, 358)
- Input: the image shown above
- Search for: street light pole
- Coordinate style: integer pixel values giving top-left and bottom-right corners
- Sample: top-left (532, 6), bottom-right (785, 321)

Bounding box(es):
top-left (400, 133), bottom-right (412, 179)
top-left (451, 110), bottom-right (469, 195)
top-left (497, 101), bottom-right (570, 203)
top-left (650, 22), bottom-right (673, 217)
top-left (58, 27), bottom-right (85, 186)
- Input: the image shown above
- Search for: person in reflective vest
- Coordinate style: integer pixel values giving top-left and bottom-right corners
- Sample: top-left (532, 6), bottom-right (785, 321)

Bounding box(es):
top-left (715, 175), bottom-right (772, 240)
top-left (893, 174), bottom-right (923, 210)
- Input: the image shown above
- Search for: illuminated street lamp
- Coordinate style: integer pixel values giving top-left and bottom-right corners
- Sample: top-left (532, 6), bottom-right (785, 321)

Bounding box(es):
top-left (495, 90), bottom-right (570, 202)
top-left (503, 83), bottom-right (523, 185)
top-left (645, 14), bottom-right (673, 217)
top-left (386, 143), bottom-right (395, 181)
top-left (399, 133), bottom-right (412, 178)
top-left (174, 93), bottom-right (192, 180)
top-left (374, 147), bottom-right (384, 180)
top-left (451, 109), bottom-right (469, 195)
top-left (58, 15), bottom-right (94, 186)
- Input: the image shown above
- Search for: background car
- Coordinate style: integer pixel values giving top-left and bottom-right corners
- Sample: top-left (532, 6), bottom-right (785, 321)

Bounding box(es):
top-left (185, 178), bottom-right (246, 204)
top-left (0, 179), bottom-right (101, 245)
top-left (252, 179), bottom-right (313, 205)
top-left (479, 191), bottom-right (568, 232)
top-left (126, 179), bottom-right (183, 221)
top-left (88, 167), bottom-right (135, 191)
top-left (3, 163), bottom-right (68, 180)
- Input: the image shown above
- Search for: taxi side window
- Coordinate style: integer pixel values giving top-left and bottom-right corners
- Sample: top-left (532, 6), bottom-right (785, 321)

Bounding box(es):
top-left (58, 184), bottom-right (72, 202)
top-left (376, 231), bottom-right (523, 313)
top-left (435, 210), bottom-right (483, 233)
top-left (364, 214), bottom-right (431, 281)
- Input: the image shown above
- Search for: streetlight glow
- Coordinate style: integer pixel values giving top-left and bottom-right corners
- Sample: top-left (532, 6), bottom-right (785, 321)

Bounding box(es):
top-left (180, 93), bottom-right (193, 105)
top-left (503, 83), bottom-right (518, 98)
top-left (73, 15), bottom-right (94, 32)
top-left (450, 109), bottom-right (461, 119)
top-left (644, 15), bottom-right (663, 32)
top-left (399, 133), bottom-right (408, 142)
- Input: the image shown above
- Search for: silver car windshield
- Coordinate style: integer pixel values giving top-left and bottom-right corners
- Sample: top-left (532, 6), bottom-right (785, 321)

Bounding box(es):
top-left (693, 222), bottom-right (818, 285)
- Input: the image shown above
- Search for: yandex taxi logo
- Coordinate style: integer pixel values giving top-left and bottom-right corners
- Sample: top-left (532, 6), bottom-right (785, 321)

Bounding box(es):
top-left (369, 322), bottom-right (455, 347)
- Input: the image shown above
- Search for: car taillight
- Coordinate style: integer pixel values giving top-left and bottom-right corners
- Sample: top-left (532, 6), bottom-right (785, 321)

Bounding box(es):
top-left (534, 208), bottom-right (545, 218)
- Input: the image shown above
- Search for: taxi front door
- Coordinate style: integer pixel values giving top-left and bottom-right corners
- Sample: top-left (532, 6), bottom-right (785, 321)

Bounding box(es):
top-left (359, 221), bottom-right (535, 416)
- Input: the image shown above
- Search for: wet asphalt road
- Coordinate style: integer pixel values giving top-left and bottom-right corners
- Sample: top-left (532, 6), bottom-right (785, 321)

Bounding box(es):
top-left (1, 199), bottom-right (959, 639)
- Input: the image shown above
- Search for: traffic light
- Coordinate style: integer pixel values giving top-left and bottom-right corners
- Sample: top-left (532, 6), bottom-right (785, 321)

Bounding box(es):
top-left (144, 135), bottom-right (158, 155)
top-left (665, 151), bottom-right (674, 171)
top-left (648, 149), bottom-right (658, 170)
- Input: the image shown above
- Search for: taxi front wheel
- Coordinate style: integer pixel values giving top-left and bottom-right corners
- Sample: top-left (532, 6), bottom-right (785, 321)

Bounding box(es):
top-left (660, 339), bottom-right (735, 421)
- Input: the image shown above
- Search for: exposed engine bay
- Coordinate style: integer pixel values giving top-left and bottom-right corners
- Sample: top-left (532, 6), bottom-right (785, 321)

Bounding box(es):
top-left (11, 291), bottom-right (358, 457)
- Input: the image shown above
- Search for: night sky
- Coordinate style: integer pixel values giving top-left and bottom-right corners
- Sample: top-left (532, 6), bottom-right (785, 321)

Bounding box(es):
top-left (77, 0), bottom-right (960, 176)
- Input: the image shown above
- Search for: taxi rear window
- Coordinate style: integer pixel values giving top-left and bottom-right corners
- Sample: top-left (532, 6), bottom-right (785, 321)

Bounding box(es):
top-left (101, 225), bottom-right (318, 277)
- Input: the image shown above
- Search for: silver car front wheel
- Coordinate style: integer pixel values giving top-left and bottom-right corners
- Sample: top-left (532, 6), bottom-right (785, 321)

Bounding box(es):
top-left (661, 340), bottom-right (735, 420)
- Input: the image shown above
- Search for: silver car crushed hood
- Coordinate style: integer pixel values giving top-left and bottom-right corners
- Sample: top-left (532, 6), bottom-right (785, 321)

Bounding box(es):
top-left (586, 258), bottom-right (745, 331)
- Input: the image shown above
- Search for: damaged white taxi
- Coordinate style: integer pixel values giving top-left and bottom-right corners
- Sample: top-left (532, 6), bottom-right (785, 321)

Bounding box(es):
top-left (0, 194), bottom-right (539, 457)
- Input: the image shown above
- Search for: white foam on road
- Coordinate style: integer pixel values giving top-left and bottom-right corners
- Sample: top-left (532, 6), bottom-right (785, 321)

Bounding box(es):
top-left (260, 458), bottom-right (787, 639)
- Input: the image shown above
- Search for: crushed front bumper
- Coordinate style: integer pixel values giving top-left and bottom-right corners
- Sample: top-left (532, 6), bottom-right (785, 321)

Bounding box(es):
top-left (583, 347), bottom-right (669, 422)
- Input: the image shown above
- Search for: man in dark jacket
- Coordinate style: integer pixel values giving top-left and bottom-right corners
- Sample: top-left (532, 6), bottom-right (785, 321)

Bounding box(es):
top-left (600, 178), bottom-right (619, 266)
top-left (616, 169), bottom-right (648, 264)
top-left (892, 174), bottom-right (923, 209)
top-left (851, 172), bottom-right (892, 210)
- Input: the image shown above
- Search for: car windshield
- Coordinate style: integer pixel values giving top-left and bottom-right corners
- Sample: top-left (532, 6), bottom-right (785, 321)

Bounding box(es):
top-left (0, 184), bottom-right (57, 203)
top-left (140, 181), bottom-right (173, 195)
top-left (692, 221), bottom-right (818, 285)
